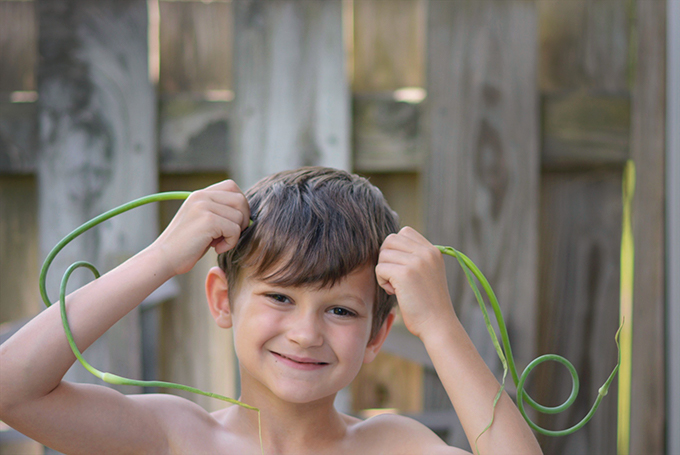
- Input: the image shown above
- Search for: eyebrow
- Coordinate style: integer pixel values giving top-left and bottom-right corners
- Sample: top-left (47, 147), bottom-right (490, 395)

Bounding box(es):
top-left (333, 293), bottom-right (369, 309)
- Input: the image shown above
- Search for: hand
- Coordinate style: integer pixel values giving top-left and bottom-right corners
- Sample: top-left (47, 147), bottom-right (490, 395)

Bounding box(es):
top-left (375, 227), bottom-right (456, 339)
top-left (152, 180), bottom-right (250, 276)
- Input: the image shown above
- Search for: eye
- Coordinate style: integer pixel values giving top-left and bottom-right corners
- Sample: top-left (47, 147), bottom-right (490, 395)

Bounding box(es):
top-left (329, 307), bottom-right (357, 318)
top-left (267, 293), bottom-right (291, 305)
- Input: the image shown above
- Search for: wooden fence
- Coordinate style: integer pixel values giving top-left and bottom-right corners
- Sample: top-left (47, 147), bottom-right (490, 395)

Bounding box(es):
top-left (0, 0), bottom-right (668, 454)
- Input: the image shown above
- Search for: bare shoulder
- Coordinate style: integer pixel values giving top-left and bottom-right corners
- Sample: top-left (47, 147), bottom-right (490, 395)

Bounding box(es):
top-left (131, 392), bottom-right (211, 424)
top-left (129, 393), bottom-right (234, 453)
top-left (349, 413), bottom-right (471, 455)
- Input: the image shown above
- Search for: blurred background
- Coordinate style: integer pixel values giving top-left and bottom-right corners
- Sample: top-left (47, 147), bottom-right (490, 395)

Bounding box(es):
top-left (0, 0), bottom-right (676, 454)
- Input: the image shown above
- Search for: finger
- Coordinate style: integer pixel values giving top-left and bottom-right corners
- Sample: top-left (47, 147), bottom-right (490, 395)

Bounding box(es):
top-left (397, 226), bottom-right (431, 245)
top-left (206, 212), bottom-right (243, 250)
top-left (375, 263), bottom-right (399, 295)
top-left (206, 202), bottom-right (248, 233)
top-left (205, 179), bottom-right (243, 194)
top-left (210, 229), bottom-right (241, 254)
top-left (381, 231), bottom-right (423, 254)
top-left (378, 248), bottom-right (417, 267)
top-left (205, 187), bottom-right (250, 230)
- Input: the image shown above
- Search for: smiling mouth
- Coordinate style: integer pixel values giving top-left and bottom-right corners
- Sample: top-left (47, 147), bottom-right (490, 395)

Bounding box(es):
top-left (271, 351), bottom-right (329, 365)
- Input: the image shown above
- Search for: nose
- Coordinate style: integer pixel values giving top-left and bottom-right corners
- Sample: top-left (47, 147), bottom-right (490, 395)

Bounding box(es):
top-left (286, 310), bottom-right (324, 348)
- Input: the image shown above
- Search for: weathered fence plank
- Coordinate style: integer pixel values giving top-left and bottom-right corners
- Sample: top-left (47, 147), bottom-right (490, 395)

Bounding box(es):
top-left (538, 0), bottom-right (629, 93)
top-left (36, 0), bottom-right (156, 392)
top-left (667, 1), bottom-right (680, 453)
top-left (542, 91), bottom-right (630, 170)
top-left (233, 0), bottom-right (350, 188)
top-left (0, 177), bottom-right (39, 325)
top-left (159, 0), bottom-right (233, 93)
top-left (352, 0), bottom-right (425, 92)
top-left (535, 171), bottom-right (622, 455)
top-left (0, 0), bottom-right (37, 93)
top-left (629, 0), bottom-right (666, 453)
top-left (353, 94), bottom-right (423, 173)
top-left (535, 0), bottom-right (633, 453)
top-left (159, 97), bottom-right (231, 173)
top-left (0, 100), bottom-right (37, 174)
top-left (426, 0), bottom-right (539, 448)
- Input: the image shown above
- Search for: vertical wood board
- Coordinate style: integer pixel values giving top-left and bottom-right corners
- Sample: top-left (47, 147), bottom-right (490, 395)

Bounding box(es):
top-left (538, 0), bottom-right (630, 93)
top-left (233, 0), bottom-right (350, 189)
top-left (426, 0), bottom-right (539, 375)
top-left (535, 171), bottom-right (622, 454)
top-left (0, 101), bottom-right (37, 173)
top-left (159, 1), bottom-right (233, 93)
top-left (629, 0), bottom-right (666, 453)
top-left (352, 0), bottom-right (425, 92)
top-left (353, 95), bottom-right (424, 173)
top-left (426, 1), bottom-right (539, 448)
top-left (0, 1), bottom-right (37, 92)
top-left (0, 176), bottom-right (39, 325)
top-left (36, 0), bottom-right (157, 391)
top-left (667, 1), bottom-right (680, 453)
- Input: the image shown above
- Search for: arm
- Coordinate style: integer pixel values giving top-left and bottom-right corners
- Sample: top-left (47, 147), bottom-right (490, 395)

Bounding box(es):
top-left (0, 180), bottom-right (249, 454)
top-left (375, 227), bottom-right (542, 455)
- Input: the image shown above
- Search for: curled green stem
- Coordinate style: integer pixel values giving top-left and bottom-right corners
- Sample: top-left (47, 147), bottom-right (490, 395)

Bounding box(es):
top-left (40, 192), bottom-right (261, 416)
top-left (436, 245), bottom-right (621, 442)
top-left (40, 189), bottom-right (618, 454)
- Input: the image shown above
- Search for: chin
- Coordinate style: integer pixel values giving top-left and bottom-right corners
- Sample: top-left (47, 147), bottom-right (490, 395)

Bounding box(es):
top-left (272, 382), bottom-right (336, 404)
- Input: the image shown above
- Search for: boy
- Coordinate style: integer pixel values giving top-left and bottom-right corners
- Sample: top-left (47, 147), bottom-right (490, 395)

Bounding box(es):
top-left (0, 167), bottom-right (541, 454)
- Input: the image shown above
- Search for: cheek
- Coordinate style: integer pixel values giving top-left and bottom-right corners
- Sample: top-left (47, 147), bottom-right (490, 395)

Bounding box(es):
top-left (232, 304), bottom-right (282, 350)
top-left (329, 322), bottom-right (372, 364)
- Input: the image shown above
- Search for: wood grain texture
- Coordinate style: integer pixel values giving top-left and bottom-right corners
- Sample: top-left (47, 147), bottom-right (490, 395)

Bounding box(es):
top-left (629, 0), bottom-right (666, 453)
top-left (667, 2), bottom-right (680, 453)
top-left (0, 176), bottom-right (39, 325)
top-left (233, 0), bottom-right (350, 188)
top-left (159, 1), bottom-right (233, 93)
top-left (426, 1), bottom-right (539, 447)
top-left (536, 1), bottom-right (640, 453)
top-left (353, 94), bottom-right (423, 172)
top-left (159, 97), bottom-right (231, 173)
top-left (542, 91), bottom-right (630, 170)
top-left (0, 101), bottom-right (37, 173)
top-left (535, 171), bottom-right (622, 455)
top-left (36, 0), bottom-right (157, 392)
top-left (0, 1), bottom-right (37, 92)
top-left (538, 0), bottom-right (630, 93)
top-left (426, 0), bottom-right (539, 375)
top-left (352, 0), bottom-right (425, 92)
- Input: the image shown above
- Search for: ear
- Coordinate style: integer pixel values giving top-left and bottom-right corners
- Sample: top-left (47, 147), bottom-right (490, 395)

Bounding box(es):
top-left (206, 266), bottom-right (233, 329)
top-left (363, 311), bottom-right (395, 364)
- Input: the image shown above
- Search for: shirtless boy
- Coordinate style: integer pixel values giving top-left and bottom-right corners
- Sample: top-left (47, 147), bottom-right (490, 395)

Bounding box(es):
top-left (0, 167), bottom-right (541, 454)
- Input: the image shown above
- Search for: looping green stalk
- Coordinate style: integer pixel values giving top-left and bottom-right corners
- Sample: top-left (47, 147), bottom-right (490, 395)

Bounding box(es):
top-left (40, 191), bottom-right (261, 425)
top-left (41, 189), bottom-right (617, 454)
top-left (436, 245), bottom-right (621, 442)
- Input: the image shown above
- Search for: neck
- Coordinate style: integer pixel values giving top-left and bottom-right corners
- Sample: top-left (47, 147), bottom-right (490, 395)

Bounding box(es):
top-left (233, 376), bottom-right (348, 454)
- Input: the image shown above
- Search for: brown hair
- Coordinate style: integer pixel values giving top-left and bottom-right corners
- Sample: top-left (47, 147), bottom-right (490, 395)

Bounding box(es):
top-left (217, 167), bottom-right (399, 339)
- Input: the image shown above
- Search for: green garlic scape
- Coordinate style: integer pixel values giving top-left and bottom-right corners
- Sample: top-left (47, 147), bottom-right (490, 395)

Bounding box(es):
top-left (40, 191), bottom-right (621, 455)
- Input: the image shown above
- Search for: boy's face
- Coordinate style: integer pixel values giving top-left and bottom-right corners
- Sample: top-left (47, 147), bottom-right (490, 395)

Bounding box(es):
top-left (226, 264), bottom-right (389, 404)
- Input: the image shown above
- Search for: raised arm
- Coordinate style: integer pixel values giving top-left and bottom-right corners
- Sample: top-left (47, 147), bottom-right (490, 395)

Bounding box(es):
top-left (375, 227), bottom-right (542, 455)
top-left (0, 180), bottom-right (249, 454)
